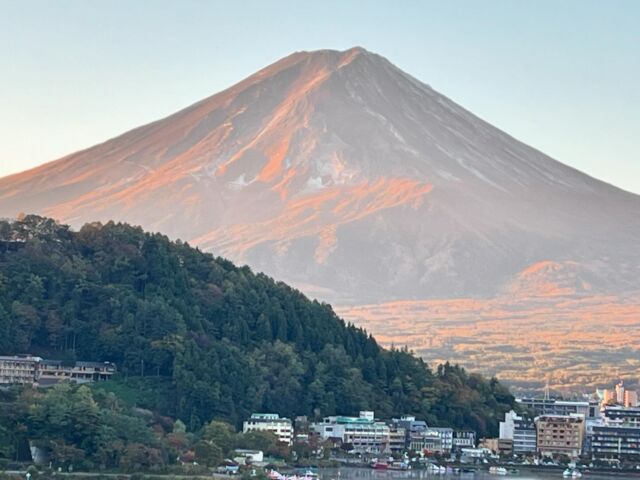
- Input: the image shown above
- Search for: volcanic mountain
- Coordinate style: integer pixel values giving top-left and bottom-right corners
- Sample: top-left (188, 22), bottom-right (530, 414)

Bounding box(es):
top-left (1, 48), bottom-right (639, 389)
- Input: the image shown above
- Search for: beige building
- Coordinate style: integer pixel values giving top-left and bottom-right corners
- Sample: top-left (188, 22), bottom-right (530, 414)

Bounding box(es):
top-left (0, 355), bottom-right (40, 385)
top-left (37, 360), bottom-right (116, 385)
top-left (624, 390), bottom-right (638, 407)
top-left (0, 355), bottom-right (115, 386)
top-left (387, 427), bottom-right (406, 453)
top-left (535, 415), bottom-right (585, 458)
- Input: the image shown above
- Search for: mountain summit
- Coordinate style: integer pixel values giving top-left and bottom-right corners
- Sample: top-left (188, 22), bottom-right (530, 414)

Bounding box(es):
top-left (2, 47), bottom-right (637, 303)
top-left (1, 48), bottom-right (639, 388)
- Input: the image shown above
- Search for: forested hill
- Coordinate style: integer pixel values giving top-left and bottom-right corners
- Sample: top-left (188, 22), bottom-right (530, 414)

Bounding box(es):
top-left (0, 215), bottom-right (514, 436)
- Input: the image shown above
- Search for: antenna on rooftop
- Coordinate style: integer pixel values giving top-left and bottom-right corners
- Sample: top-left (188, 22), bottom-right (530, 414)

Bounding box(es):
top-left (544, 377), bottom-right (551, 400)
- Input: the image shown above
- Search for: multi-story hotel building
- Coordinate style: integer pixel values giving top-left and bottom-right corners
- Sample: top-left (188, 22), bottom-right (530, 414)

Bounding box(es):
top-left (0, 355), bottom-right (115, 386)
top-left (243, 413), bottom-right (293, 446)
top-left (591, 425), bottom-right (640, 462)
top-left (535, 415), bottom-right (585, 458)
top-left (518, 397), bottom-right (598, 419)
top-left (311, 411), bottom-right (390, 453)
top-left (0, 355), bottom-right (39, 385)
top-left (602, 406), bottom-right (640, 427)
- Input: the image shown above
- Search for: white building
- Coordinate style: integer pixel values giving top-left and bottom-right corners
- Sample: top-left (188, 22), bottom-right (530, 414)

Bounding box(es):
top-left (233, 449), bottom-right (264, 465)
top-left (243, 413), bottom-right (293, 446)
top-left (311, 411), bottom-right (390, 453)
top-left (430, 427), bottom-right (454, 452)
top-left (499, 410), bottom-right (536, 455)
top-left (615, 382), bottom-right (625, 404)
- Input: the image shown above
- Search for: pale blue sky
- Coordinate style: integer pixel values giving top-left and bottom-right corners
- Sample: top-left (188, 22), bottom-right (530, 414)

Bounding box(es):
top-left (1, 0), bottom-right (638, 193)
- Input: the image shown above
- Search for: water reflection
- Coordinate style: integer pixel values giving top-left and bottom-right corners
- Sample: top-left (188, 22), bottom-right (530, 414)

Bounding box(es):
top-left (312, 467), bottom-right (624, 480)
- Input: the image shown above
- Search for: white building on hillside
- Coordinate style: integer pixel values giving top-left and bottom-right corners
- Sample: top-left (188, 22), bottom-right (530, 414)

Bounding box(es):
top-left (243, 413), bottom-right (293, 445)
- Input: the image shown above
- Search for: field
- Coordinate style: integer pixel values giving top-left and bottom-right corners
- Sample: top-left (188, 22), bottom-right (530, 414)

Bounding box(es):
top-left (338, 292), bottom-right (640, 394)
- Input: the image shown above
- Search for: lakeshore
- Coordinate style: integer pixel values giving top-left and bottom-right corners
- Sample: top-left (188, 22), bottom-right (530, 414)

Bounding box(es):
top-left (4, 466), bottom-right (640, 480)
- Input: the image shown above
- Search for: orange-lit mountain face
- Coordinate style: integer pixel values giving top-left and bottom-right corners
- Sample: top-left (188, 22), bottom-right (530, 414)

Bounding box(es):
top-left (1, 48), bottom-right (639, 387)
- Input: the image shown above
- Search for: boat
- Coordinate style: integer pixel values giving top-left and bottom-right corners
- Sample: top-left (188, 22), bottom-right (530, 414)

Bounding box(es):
top-left (489, 466), bottom-right (507, 475)
top-left (302, 470), bottom-right (319, 478)
top-left (426, 464), bottom-right (446, 474)
top-left (563, 468), bottom-right (582, 478)
top-left (388, 462), bottom-right (410, 471)
top-left (267, 471), bottom-right (284, 480)
top-left (371, 461), bottom-right (389, 470)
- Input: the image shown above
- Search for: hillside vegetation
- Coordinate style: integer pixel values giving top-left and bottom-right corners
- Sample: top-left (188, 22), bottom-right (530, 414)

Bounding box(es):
top-left (0, 216), bottom-right (514, 437)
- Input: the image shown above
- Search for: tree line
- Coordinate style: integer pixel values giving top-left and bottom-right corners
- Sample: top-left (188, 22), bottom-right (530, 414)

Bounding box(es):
top-left (0, 215), bottom-right (515, 462)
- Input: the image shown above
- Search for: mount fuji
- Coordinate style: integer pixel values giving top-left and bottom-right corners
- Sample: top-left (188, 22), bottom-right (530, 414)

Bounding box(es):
top-left (2, 48), bottom-right (638, 390)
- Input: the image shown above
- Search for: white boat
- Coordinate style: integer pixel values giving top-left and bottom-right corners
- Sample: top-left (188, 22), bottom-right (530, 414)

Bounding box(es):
top-left (426, 464), bottom-right (446, 474)
top-left (489, 466), bottom-right (507, 475)
top-left (563, 468), bottom-right (582, 478)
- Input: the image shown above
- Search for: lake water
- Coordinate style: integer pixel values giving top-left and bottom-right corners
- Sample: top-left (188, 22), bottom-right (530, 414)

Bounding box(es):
top-left (312, 467), bottom-right (634, 480)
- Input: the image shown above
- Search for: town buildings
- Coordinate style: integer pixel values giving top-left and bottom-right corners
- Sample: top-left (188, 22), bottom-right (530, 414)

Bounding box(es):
top-left (243, 413), bottom-right (293, 446)
top-left (0, 355), bottom-right (115, 386)
top-left (308, 411), bottom-right (473, 456)
top-left (390, 416), bottom-right (448, 454)
top-left (535, 415), bottom-right (585, 459)
top-left (599, 382), bottom-right (639, 408)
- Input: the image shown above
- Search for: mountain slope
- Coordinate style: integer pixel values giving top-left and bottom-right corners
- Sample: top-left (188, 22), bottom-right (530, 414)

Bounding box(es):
top-left (0, 215), bottom-right (514, 435)
top-left (1, 48), bottom-right (638, 388)
top-left (2, 47), bottom-right (638, 303)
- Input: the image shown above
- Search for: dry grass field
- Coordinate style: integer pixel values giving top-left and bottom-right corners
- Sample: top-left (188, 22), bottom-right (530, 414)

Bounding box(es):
top-left (338, 291), bottom-right (640, 394)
